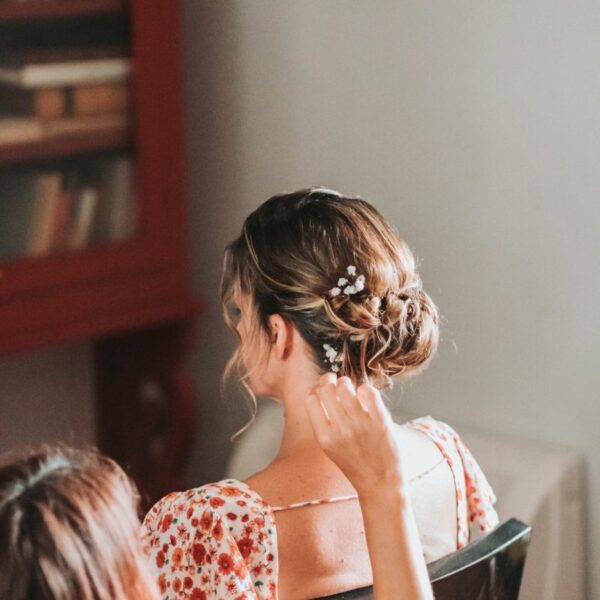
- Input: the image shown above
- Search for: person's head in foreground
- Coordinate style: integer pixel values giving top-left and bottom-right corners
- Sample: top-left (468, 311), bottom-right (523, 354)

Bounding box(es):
top-left (0, 446), bottom-right (157, 600)
top-left (221, 187), bottom-right (440, 405)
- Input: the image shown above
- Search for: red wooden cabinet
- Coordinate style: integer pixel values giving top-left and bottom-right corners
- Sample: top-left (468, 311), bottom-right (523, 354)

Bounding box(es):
top-left (0, 0), bottom-right (197, 506)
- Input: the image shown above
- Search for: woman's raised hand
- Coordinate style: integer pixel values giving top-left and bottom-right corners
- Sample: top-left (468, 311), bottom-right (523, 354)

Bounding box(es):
top-left (306, 373), bottom-right (434, 600)
top-left (305, 373), bottom-right (407, 498)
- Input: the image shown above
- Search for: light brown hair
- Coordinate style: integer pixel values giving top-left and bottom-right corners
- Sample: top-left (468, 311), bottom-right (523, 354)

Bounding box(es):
top-left (0, 446), bottom-right (157, 600)
top-left (220, 188), bottom-right (439, 423)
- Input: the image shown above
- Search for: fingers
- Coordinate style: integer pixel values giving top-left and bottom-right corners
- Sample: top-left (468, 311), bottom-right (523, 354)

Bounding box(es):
top-left (305, 393), bottom-right (331, 444)
top-left (336, 377), bottom-right (369, 420)
top-left (306, 373), bottom-right (343, 451)
top-left (317, 374), bottom-right (372, 427)
top-left (357, 384), bottom-right (390, 427)
top-left (315, 375), bottom-right (389, 431)
top-left (317, 373), bottom-right (346, 425)
top-left (319, 372), bottom-right (337, 387)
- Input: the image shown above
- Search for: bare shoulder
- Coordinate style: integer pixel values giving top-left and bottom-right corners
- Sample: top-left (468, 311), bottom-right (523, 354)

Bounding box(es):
top-left (245, 450), bottom-right (355, 508)
top-left (246, 421), bottom-right (446, 507)
top-left (391, 420), bottom-right (446, 478)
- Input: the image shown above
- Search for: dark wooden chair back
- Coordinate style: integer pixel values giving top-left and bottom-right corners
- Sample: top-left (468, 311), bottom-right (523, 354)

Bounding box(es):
top-left (316, 518), bottom-right (532, 600)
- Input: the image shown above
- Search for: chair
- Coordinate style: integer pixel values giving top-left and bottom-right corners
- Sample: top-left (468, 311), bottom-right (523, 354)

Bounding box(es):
top-left (316, 518), bottom-right (532, 600)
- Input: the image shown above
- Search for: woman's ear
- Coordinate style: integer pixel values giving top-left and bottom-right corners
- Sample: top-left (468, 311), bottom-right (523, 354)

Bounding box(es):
top-left (267, 314), bottom-right (294, 361)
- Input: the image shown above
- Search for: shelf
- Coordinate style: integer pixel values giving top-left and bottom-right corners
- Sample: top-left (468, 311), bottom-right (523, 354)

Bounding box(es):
top-left (0, 125), bottom-right (131, 164)
top-left (0, 0), bottom-right (195, 507)
top-left (0, 0), bottom-right (125, 22)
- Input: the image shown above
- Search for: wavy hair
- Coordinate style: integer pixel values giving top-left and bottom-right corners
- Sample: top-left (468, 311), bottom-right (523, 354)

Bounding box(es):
top-left (220, 188), bottom-right (439, 436)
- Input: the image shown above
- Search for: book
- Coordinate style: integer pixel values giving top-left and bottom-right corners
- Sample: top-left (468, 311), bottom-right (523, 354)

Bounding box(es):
top-left (0, 114), bottom-right (129, 147)
top-left (0, 116), bottom-right (43, 145)
top-left (89, 155), bottom-right (136, 244)
top-left (26, 171), bottom-right (63, 257)
top-left (66, 186), bottom-right (99, 251)
top-left (0, 57), bottom-right (131, 89)
top-left (49, 181), bottom-right (77, 253)
top-left (108, 156), bottom-right (136, 241)
top-left (0, 82), bottom-right (129, 120)
top-left (70, 83), bottom-right (130, 117)
top-left (42, 113), bottom-right (129, 136)
top-left (0, 170), bottom-right (40, 261)
top-left (0, 85), bottom-right (65, 120)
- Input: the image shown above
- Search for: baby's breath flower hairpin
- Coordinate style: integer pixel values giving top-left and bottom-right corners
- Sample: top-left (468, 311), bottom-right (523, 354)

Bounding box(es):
top-left (322, 265), bottom-right (366, 372)
top-left (329, 265), bottom-right (366, 297)
top-left (323, 343), bottom-right (343, 373)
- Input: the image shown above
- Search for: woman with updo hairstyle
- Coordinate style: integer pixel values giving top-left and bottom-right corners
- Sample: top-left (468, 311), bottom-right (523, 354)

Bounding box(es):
top-left (221, 187), bottom-right (439, 394)
top-left (143, 188), bottom-right (499, 599)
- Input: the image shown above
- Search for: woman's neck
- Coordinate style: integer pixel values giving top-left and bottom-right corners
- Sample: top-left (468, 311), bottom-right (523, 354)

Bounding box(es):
top-left (273, 370), bottom-right (327, 461)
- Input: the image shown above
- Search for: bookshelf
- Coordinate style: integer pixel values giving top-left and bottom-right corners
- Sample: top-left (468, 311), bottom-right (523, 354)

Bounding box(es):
top-left (0, 129), bottom-right (130, 162)
top-left (0, 1), bottom-right (125, 21)
top-left (0, 0), bottom-right (197, 506)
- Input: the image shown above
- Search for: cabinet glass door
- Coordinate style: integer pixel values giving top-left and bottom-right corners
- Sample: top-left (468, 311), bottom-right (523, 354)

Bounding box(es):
top-left (0, 5), bottom-right (139, 265)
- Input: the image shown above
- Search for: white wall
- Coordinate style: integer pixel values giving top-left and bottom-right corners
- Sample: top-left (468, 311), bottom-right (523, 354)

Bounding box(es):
top-left (182, 1), bottom-right (600, 597)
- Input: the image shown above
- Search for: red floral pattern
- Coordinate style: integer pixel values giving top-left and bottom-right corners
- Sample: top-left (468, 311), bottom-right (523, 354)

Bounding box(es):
top-left (143, 481), bottom-right (277, 599)
top-left (408, 416), bottom-right (499, 548)
top-left (142, 417), bottom-right (497, 598)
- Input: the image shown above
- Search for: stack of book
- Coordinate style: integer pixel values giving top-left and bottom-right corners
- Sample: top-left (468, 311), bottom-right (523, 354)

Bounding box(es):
top-left (0, 155), bottom-right (136, 260)
top-left (0, 47), bottom-right (131, 146)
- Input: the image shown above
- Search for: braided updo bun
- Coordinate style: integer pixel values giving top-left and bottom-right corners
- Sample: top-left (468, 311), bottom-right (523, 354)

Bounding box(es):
top-left (221, 188), bottom-right (439, 390)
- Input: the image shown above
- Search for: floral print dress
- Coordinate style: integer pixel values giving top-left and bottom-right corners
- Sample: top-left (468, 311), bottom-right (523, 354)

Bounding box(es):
top-left (142, 416), bottom-right (498, 600)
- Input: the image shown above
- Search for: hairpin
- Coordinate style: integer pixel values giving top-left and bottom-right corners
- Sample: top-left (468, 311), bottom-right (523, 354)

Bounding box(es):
top-left (329, 265), bottom-right (365, 297)
top-left (323, 343), bottom-right (343, 373)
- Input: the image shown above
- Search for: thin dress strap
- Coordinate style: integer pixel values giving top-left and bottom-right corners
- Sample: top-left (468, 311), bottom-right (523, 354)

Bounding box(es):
top-left (271, 456), bottom-right (446, 512)
top-left (406, 416), bottom-right (499, 548)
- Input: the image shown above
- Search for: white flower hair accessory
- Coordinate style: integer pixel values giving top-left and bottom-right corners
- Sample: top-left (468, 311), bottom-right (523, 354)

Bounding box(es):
top-left (329, 265), bottom-right (366, 297)
top-left (323, 343), bottom-right (343, 373)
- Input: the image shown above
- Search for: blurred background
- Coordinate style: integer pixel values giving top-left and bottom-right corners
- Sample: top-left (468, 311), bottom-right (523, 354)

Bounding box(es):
top-left (0, 1), bottom-right (598, 598)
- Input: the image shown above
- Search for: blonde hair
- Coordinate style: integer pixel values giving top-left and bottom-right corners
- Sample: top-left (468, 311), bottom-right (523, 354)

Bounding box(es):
top-left (0, 446), bottom-right (157, 600)
top-left (220, 188), bottom-right (439, 433)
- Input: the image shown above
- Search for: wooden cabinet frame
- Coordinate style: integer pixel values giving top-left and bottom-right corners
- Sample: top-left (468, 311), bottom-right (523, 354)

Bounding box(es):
top-left (0, 0), bottom-right (198, 505)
